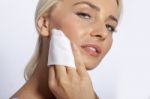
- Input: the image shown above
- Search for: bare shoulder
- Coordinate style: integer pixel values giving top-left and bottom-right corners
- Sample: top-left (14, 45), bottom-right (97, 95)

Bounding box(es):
top-left (9, 82), bottom-right (36, 99)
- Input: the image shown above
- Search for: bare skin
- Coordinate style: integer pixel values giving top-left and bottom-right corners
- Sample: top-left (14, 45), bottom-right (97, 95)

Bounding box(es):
top-left (10, 0), bottom-right (119, 98)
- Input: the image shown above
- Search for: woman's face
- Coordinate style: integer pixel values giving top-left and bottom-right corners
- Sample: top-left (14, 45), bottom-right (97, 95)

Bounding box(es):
top-left (48, 0), bottom-right (119, 70)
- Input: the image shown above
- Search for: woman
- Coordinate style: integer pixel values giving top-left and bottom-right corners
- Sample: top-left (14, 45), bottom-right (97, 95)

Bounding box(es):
top-left (11, 0), bottom-right (121, 98)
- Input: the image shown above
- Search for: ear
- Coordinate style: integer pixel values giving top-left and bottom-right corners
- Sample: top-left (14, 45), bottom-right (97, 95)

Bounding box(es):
top-left (37, 16), bottom-right (50, 36)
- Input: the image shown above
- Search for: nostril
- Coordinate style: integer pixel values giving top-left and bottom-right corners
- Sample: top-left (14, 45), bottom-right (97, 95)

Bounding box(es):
top-left (90, 30), bottom-right (108, 40)
top-left (93, 34), bottom-right (106, 40)
top-left (95, 34), bottom-right (102, 38)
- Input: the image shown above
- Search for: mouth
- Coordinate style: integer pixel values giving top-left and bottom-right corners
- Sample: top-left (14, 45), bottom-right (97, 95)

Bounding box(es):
top-left (80, 44), bottom-right (101, 57)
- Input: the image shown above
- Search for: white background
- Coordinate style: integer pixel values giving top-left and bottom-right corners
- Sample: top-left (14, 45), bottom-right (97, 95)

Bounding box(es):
top-left (0, 0), bottom-right (150, 99)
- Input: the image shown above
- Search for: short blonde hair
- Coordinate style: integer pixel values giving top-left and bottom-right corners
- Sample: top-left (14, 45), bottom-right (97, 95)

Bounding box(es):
top-left (24, 0), bottom-right (122, 80)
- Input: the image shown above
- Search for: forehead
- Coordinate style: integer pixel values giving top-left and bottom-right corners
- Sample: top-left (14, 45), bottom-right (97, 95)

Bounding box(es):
top-left (61, 0), bottom-right (119, 18)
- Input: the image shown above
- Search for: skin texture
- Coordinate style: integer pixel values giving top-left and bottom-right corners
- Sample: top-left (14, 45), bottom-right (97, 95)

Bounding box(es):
top-left (48, 0), bottom-right (119, 70)
top-left (10, 0), bottom-right (119, 99)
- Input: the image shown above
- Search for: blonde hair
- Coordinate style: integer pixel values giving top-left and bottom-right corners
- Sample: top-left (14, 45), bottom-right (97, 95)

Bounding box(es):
top-left (24, 0), bottom-right (58, 80)
top-left (24, 0), bottom-right (122, 80)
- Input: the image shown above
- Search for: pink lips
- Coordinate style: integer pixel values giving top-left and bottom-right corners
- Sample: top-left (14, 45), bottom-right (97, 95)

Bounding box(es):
top-left (81, 44), bottom-right (101, 57)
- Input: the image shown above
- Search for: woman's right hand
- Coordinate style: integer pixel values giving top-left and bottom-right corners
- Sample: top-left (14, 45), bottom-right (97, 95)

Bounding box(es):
top-left (48, 43), bottom-right (99, 99)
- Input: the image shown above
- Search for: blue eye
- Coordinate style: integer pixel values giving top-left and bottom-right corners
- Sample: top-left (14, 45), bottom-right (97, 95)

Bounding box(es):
top-left (76, 12), bottom-right (91, 19)
top-left (106, 24), bottom-right (116, 33)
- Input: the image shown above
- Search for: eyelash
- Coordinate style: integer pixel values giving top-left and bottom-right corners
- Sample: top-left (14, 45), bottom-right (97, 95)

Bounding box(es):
top-left (106, 24), bottom-right (116, 33)
top-left (76, 12), bottom-right (116, 33)
top-left (76, 12), bottom-right (91, 19)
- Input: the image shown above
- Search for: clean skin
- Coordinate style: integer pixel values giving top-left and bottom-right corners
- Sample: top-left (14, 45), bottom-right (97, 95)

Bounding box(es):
top-left (11, 0), bottom-right (119, 99)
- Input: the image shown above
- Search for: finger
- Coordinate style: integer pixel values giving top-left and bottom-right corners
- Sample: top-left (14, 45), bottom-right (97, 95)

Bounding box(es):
top-left (49, 65), bottom-right (56, 81)
top-left (66, 67), bottom-right (78, 79)
top-left (55, 65), bottom-right (68, 81)
top-left (71, 43), bottom-right (88, 77)
top-left (48, 65), bottom-right (56, 88)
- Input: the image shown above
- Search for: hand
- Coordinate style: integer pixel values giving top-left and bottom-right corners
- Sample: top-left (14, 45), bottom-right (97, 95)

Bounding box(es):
top-left (48, 43), bottom-right (97, 99)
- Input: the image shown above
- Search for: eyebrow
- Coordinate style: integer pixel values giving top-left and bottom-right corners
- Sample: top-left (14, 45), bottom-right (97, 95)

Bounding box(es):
top-left (108, 15), bottom-right (118, 24)
top-left (73, 1), bottom-right (100, 11)
top-left (73, 1), bottom-right (118, 24)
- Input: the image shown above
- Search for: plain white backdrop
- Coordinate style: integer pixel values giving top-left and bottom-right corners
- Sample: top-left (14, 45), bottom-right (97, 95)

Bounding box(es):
top-left (0, 0), bottom-right (150, 99)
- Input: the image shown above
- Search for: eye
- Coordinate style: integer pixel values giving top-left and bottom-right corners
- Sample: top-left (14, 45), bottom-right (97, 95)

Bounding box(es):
top-left (76, 12), bottom-right (91, 19)
top-left (106, 24), bottom-right (116, 33)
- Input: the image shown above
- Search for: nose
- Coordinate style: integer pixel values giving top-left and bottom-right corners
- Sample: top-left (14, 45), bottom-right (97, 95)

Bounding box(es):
top-left (90, 21), bottom-right (108, 40)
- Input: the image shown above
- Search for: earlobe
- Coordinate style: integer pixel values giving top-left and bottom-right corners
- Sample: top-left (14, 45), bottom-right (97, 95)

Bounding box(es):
top-left (37, 16), bottom-right (50, 36)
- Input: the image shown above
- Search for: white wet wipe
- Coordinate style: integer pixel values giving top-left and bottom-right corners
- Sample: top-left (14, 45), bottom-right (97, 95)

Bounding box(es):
top-left (47, 28), bottom-right (76, 68)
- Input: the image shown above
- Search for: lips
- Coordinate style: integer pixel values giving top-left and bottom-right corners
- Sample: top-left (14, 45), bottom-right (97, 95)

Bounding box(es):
top-left (80, 44), bottom-right (101, 57)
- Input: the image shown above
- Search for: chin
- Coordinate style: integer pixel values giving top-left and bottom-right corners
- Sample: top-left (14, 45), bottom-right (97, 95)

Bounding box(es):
top-left (79, 46), bottom-right (103, 70)
top-left (85, 60), bottom-right (101, 70)
top-left (82, 53), bottom-right (103, 70)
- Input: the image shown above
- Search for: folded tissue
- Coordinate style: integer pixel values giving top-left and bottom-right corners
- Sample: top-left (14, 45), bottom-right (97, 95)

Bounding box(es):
top-left (47, 28), bottom-right (76, 68)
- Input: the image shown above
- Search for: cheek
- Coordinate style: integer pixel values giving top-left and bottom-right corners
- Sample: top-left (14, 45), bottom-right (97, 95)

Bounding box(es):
top-left (60, 16), bottom-right (84, 42)
top-left (51, 13), bottom-right (84, 42)
top-left (103, 37), bottom-right (113, 55)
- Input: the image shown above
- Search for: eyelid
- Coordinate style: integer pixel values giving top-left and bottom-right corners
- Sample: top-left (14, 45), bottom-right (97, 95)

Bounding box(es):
top-left (76, 12), bottom-right (91, 19)
top-left (106, 24), bottom-right (117, 33)
top-left (74, 9), bottom-right (97, 22)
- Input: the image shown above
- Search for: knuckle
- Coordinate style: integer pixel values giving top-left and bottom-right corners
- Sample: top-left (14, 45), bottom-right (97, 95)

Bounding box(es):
top-left (48, 80), bottom-right (56, 90)
top-left (81, 76), bottom-right (90, 81)
top-left (57, 78), bottom-right (68, 86)
top-left (80, 81), bottom-right (87, 88)
top-left (72, 77), bottom-right (79, 84)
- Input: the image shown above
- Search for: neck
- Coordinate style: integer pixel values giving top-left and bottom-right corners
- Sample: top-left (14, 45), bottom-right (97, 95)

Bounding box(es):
top-left (29, 36), bottom-right (54, 98)
top-left (12, 37), bottom-right (55, 99)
